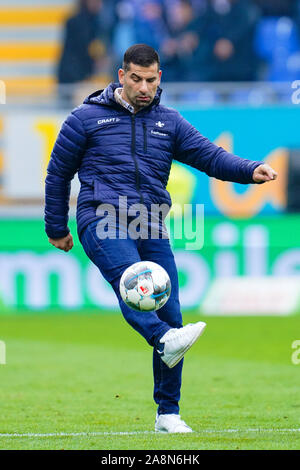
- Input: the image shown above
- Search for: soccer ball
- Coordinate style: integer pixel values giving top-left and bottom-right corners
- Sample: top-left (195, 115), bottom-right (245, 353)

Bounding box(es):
top-left (119, 261), bottom-right (171, 312)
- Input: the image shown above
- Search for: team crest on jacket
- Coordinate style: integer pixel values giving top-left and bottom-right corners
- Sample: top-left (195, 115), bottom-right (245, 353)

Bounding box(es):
top-left (97, 117), bottom-right (120, 125)
top-left (155, 121), bottom-right (165, 128)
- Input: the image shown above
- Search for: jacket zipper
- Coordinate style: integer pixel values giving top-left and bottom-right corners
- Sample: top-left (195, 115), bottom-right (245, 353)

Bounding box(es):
top-left (142, 122), bottom-right (147, 153)
top-left (131, 115), bottom-right (144, 204)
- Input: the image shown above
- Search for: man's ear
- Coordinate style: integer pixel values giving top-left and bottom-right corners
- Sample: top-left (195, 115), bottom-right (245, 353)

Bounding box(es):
top-left (118, 68), bottom-right (125, 85)
top-left (158, 70), bottom-right (162, 86)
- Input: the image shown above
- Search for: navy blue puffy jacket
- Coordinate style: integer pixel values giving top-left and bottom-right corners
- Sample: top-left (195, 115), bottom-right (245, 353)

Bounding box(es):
top-left (45, 82), bottom-right (262, 240)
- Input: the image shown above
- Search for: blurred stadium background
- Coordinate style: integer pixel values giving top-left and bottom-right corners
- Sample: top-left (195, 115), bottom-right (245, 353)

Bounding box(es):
top-left (0, 0), bottom-right (300, 450)
top-left (0, 0), bottom-right (299, 315)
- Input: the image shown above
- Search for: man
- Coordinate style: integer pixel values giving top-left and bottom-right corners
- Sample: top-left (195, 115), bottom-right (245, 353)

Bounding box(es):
top-left (57, 0), bottom-right (104, 86)
top-left (194, 0), bottom-right (261, 82)
top-left (45, 44), bottom-right (277, 433)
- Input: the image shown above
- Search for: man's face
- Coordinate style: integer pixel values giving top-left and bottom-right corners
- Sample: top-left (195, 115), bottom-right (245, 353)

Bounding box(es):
top-left (118, 62), bottom-right (162, 112)
top-left (86, 0), bottom-right (102, 14)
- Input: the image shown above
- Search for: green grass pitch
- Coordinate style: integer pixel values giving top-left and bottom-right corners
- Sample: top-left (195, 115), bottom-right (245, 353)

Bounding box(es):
top-left (0, 312), bottom-right (299, 450)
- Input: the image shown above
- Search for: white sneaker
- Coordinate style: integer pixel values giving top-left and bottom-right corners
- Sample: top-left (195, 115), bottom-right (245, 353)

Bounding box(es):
top-left (157, 322), bottom-right (206, 368)
top-left (155, 413), bottom-right (193, 433)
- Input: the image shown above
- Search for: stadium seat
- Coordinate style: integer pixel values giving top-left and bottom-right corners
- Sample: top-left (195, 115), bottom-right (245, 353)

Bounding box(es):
top-left (0, 0), bottom-right (73, 96)
top-left (254, 16), bottom-right (300, 81)
top-left (255, 16), bottom-right (300, 60)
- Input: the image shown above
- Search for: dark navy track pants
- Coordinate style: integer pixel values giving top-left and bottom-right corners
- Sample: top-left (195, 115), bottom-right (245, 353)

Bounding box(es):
top-left (80, 219), bottom-right (183, 415)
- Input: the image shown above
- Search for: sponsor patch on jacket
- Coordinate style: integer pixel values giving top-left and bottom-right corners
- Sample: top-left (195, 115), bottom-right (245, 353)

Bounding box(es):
top-left (97, 117), bottom-right (120, 125)
top-left (151, 129), bottom-right (168, 137)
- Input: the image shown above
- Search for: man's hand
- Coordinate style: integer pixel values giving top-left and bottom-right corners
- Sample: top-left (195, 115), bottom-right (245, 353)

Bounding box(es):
top-left (48, 233), bottom-right (74, 252)
top-left (253, 164), bottom-right (278, 183)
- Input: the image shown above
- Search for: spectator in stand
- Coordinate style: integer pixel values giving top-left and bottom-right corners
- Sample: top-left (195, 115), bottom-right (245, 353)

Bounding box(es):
top-left (294, 0), bottom-right (300, 31)
top-left (112, 1), bottom-right (136, 65)
top-left (134, 0), bottom-right (169, 52)
top-left (98, 0), bottom-right (119, 46)
top-left (163, 0), bottom-right (207, 19)
top-left (57, 0), bottom-right (110, 86)
top-left (160, 0), bottom-right (203, 81)
top-left (113, 0), bottom-right (168, 72)
top-left (196, 0), bottom-right (261, 81)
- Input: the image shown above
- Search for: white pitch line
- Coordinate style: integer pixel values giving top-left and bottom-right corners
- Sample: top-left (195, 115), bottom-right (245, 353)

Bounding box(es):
top-left (0, 429), bottom-right (300, 438)
top-left (0, 431), bottom-right (154, 438)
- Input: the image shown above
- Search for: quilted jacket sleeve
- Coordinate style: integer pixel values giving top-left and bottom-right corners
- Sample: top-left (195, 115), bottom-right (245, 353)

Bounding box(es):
top-left (44, 111), bottom-right (87, 239)
top-left (174, 113), bottom-right (263, 183)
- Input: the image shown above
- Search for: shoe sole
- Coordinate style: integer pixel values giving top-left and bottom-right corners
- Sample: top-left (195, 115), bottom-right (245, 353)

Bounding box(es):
top-left (154, 427), bottom-right (168, 433)
top-left (163, 322), bottom-right (206, 368)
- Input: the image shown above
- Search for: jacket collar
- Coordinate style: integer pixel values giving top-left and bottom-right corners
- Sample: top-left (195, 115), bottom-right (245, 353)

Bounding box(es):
top-left (84, 82), bottom-right (163, 110)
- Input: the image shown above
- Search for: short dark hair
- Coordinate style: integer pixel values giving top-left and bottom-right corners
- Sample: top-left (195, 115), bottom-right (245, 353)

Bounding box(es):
top-left (123, 44), bottom-right (160, 72)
